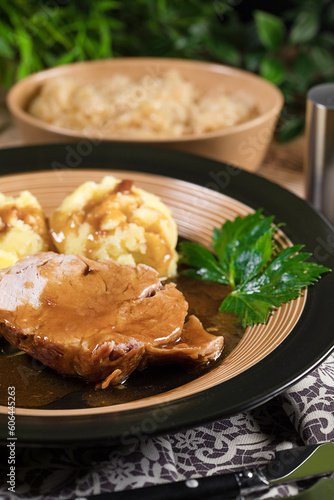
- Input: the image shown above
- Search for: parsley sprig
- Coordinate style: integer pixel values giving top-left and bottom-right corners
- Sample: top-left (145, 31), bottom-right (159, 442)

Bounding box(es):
top-left (179, 210), bottom-right (330, 328)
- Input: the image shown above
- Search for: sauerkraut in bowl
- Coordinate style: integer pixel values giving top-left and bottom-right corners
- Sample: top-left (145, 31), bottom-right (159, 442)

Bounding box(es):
top-left (28, 70), bottom-right (258, 139)
top-left (7, 58), bottom-right (284, 170)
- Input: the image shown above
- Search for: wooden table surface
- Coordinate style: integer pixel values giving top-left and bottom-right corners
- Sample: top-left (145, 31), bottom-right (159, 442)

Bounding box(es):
top-left (0, 91), bottom-right (305, 199)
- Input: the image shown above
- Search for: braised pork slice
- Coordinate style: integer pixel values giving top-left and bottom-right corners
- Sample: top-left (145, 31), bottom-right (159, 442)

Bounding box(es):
top-left (0, 252), bottom-right (224, 387)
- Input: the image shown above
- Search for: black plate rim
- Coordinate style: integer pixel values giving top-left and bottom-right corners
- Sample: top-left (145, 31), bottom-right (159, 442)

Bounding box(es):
top-left (0, 142), bottom-right (333, 447)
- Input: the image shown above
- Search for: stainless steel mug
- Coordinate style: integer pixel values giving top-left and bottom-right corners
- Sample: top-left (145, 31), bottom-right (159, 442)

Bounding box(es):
top-left (305, 83), bottom-right (334, 224)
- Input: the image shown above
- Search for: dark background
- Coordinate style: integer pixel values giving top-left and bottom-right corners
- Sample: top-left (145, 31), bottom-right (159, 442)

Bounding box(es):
top-left (236, 0), bottom-right (293, 20)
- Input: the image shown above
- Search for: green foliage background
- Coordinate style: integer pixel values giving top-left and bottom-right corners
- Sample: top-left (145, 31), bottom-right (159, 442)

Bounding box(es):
top-left (1, 0), bottom-right (334, 141)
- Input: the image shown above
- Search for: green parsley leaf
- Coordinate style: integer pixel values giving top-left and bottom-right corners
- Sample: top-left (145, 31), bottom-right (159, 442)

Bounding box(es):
top-left (181, 210), bottom-right (275, 287)
top-left (179, 212), bottom-right (331, 328)
top-left (176, 241), bottom-right (229, 284)
top-left (221, 245), bottom-right (330, 327)
top-left (212, 209), bottom-right (274, 287)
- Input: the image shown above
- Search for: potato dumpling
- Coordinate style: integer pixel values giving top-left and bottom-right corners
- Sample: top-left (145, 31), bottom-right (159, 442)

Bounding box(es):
top-left (49, 176), bottom-right (178, 277)
top-left (0, 191), bottom-right (51, 269)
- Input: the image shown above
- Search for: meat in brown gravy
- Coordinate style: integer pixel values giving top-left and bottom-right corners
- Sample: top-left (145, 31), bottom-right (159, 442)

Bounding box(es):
top-left (0, 252), bottom-right (224, 388)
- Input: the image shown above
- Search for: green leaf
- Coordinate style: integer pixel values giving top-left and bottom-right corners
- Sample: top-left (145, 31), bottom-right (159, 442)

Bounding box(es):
top-left (219, 292), bottom-right (272, 328)
top-left (259, 57), bottom-right (286, 85)
top-left (278, 116), bottom-right (305, 143)
top-left (244, 50), bottom-right (264, 72)
top-left (212, 210), bottom-right (274, 287)
top-left (97, 1), bottom-right (121, 11)
top-left (15, 28), bottom-right (34, 79)
top-left (293, 52), bottom-right (313, 84)
top-left (180, 211), bottom-right (275, 288)
top-left (189, 20), bottom-right (209, 38)
top-left (310, 46), bottom-right (334, 75)
top-left (180, 212), bottom-right (331, 327)
top-left (220, 245), bottom-right (330, 327)
top-left (96, 19), bottom-right (112, 57)
top-left (319, 32), bottom-right (334, 48)
top-left (179, 241), bottom-right (229, 284)
top-left (254, 10), bottom-right (286, 50)
top-left (206, 38), bottom-right (241, 66)
top-left (290, 11), bottom-right (319, 44)
top-left (0, 38), bottom-right (14, 58)
top-left (54, 47), bottom-right (82, 66)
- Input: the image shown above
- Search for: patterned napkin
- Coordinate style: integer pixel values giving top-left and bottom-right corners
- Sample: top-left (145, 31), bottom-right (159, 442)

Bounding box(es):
top-left (280, 351), bottom-right (334, 445)
top-left (1, 351), bottom-right (333, 500)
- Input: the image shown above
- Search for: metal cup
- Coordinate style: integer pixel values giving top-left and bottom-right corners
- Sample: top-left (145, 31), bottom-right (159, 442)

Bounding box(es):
top-left (305, 83), bottom-right (334, 224)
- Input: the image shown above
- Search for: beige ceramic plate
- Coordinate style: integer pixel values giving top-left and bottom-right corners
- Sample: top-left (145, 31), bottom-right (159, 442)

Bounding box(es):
top-left (0, 169), bottom-right (306, 418)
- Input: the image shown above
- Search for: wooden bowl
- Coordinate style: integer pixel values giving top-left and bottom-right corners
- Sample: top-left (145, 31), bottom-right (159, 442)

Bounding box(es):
top-left (7, 58), bottom-right (284, 171)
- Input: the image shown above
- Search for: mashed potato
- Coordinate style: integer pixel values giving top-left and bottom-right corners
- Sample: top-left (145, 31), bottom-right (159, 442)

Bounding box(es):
top-left (28, 70), bottom-right (258, 138)
top-left (49, 176), bottom-right (178, 277)
top-left (0, 191), bottom-right (50, 269)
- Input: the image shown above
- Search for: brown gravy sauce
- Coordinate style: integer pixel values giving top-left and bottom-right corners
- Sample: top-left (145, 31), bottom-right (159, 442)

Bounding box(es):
top-left (0, 275), bottom-right (244, 409)
top-left (0, 205), bottom-right (44, 235)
